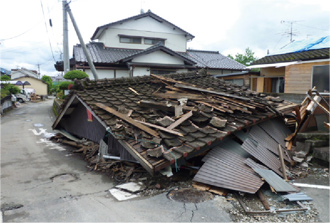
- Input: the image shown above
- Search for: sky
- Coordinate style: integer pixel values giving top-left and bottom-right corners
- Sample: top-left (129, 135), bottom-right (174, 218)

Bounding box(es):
top-left (0, 0), bottom-right (329, 77)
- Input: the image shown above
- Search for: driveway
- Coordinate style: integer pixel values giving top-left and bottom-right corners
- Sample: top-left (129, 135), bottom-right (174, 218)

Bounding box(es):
top-left (1, 99), bottom-right (232, 222)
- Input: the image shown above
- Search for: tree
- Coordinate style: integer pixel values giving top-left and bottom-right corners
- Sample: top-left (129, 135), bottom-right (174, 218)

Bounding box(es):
top-left (64, 70), bottom-right (89, 80)
top-left (0, 75), bottom-right (11, 81)
top-left (227, 48), bottom-right (258, 66)
top-left (41, 75), bottom-right (53, 94)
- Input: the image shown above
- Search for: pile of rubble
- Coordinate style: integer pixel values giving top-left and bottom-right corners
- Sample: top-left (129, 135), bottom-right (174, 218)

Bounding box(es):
top-left (50, 71), bottom-right (329, 221)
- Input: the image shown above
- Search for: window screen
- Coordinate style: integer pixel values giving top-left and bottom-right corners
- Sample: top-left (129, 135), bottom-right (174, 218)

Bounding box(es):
top-left (312, 65), bottom-right (329, 93)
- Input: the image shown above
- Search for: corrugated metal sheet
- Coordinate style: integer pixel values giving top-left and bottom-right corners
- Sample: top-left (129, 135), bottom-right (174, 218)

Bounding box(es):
top-left (258, 118), bottom-right (290, 148)
top-left (282, 192), bottom-right (313, 201)
top-left (249, 125), bottom-right (291, 162)
top-left (203, 138), bottom-right (249, 161)
top-left (233, 130), bottom-right (250, 142)
top-left (241, 138), bottom-right (284, 177)
top-left (194, 146), bottom-right (264, 194)
top-left (253, 168), bottom-right (297, 192)
top-left (244, 158), bottom-right (268, 170)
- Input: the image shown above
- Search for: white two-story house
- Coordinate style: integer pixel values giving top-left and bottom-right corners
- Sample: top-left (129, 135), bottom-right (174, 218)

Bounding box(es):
top-left (56, 10), bottom-right (247, 79)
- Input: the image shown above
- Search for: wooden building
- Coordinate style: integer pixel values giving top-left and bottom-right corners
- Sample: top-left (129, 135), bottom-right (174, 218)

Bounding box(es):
top-left (249, 36), bottom-right (330, 95)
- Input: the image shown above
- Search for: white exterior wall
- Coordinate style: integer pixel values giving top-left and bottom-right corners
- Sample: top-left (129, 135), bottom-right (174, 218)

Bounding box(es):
top-left (116, 70), bottom-right (130, 78)
top-left (98, 17), bottom-right (188, 52)
top-left (83, 69), bottom-right (129, 80)
top-left (132, 51), bottom-right (184, 64)
top-left (133, 67), bottom-right (149, 77)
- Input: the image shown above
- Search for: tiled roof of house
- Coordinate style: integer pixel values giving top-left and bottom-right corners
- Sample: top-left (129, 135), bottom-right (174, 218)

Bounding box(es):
top-left (73, 42), bottom-right (247, 70)
top-left (251, 48), bottom-right (330, 65)
top-left (53, 70), bottom-right (297, 174)
top-left (91, 10), bottom-right (195, 40)
top-left (185, 50), bottom-right (247, 70)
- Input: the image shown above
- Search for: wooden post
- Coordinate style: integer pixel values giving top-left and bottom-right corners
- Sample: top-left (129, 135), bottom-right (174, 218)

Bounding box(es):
top-left (257, 190), bottom-right (270, 210)
top-left (278, 144), bottom-right (288, 181)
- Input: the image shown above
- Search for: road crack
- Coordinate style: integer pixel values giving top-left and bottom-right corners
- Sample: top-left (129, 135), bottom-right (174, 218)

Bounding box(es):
top-left (190, 203), bottom-right (198, 222)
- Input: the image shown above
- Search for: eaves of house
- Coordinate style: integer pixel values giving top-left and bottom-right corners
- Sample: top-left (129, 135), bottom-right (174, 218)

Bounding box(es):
top-left (249, 36), bottom-right (330, 69)
top-left (91, 10), bottom-right (195, 41)
top-left (73, 42), bottom-right (248, 71)
top-left (52, 70), bottom-right (298, 176)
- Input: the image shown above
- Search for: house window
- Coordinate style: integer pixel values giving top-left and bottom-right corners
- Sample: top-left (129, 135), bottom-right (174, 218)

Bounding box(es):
top-left (225, 79), bottom-right (244, 86)
top-left (312, 65), bottom-right (329, 94)
top-left (120, 36), bottom-right (142, 44)
top-left (151, 69), bottom-right (176, 75)
top-left (144, 38), bottom-right (165, 45)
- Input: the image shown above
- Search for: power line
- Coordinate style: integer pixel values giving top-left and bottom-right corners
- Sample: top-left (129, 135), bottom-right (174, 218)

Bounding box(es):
top-left (40, 0), bottom-right (57, 63)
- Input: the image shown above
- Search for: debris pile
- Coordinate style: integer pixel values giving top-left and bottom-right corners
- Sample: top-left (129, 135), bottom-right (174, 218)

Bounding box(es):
top-left (50, 71), bottom-right (327, 213)
top-left (53, 70), bottom-right (298, 178)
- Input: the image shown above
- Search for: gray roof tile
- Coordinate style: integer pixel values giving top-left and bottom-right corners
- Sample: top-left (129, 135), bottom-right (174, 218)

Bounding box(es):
top-left (73, 42), bottom-right (247, 70)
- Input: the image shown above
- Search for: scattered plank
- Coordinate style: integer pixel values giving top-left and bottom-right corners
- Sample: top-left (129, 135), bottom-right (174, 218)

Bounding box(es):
top-left (278, 144), bottom-right (288, 181)
top-left (95, 103), bottom-right (159, 137)
top-left (175, 83), bottom-right (251, 101)
top-left (128, 87), bottom-right (140, 95)
top-left (134, 119), bottom-right (184, 137)
top-left (257, 190), bottom-right (270, 210)
top-left (167, 111), bottom-right (193, 130)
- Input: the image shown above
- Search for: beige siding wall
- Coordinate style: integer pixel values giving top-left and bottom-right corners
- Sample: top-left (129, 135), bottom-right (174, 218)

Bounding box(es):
top-left (284, 61), bottom-right (329, 94)
top-left (260, 67), bottom-right (285, 77)
top-left (15, 77), bottom-right (48, 95)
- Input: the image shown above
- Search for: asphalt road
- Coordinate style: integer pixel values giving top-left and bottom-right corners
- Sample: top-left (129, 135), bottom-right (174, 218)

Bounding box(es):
top-left (1, 99), bottom-right (232, 222)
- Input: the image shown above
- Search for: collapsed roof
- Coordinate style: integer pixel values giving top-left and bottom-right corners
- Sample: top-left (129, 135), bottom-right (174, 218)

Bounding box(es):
top-left (53, 70), bottom-right (298, 180)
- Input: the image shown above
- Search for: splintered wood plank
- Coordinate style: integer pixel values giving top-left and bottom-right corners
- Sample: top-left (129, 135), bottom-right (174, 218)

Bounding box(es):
top-left (167, 111), bottom-right (193, 130)
top-left (151, 74), bottom-right (192, 86)
top-left (95, 103), bottom-right (159, 137)
top-left (175, 83), bottom-right (251, 101)
top-left (153, 91), bottom-right (205, 100)
top-left (134, 119), bottom-right (184, 137)
top-left (196, 101), bottom-right (233, 113)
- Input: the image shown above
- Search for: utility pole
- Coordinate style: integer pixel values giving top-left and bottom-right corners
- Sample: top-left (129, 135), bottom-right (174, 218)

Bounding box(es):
top-left (62, 0), bottom-right (69, 75)
top-left (65, 3), bottom-right (99, 80)
top-left (37, 64), bottom-right (41, 78)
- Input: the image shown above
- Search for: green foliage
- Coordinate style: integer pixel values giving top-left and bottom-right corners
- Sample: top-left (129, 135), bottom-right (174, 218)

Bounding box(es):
top-left (227, 48), bottom-right (258, 66)
top-left (0, 84), bottom-right (20, 99)
top-left (41, 75), bottom-right (53, 94)
top-left (64, 70), bottom-right (89, 80)
top-left (0, 75), bottom-right (11, 81)
top-left (7, 85), bottom-right (21, 94)
top-left (58, 81), bottom-right (74, 90)
top-left (0, 89), bottom-right (10, 99)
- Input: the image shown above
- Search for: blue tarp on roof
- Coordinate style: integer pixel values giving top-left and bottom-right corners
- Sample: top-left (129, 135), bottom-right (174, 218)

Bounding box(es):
top-left (271, 36), bottom-right (330, 55)
top-left (0, 67), bottom-right (11, 75)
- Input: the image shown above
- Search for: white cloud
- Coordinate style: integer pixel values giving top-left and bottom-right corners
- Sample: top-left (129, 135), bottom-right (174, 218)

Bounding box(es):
top-left (1, 0), bottom-right (329, 76)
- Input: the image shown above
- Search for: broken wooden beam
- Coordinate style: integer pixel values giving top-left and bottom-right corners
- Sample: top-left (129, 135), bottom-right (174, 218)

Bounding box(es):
top-left (134, 119), bottom-right (184, 137)
top-left (257, 190), bottom-right (270, 210)
top-left (153, 91), bottom-right (205, 100)
top-left (197, 101), bottom-right (233, 113)
top-left (175, 83), bottom-right (251, 101)
top-left (95, 103), bottom-right (159, 138)
top-left (167, 111), bottom-right (193, 130)
top-left (278, 144), bottom-right (288, 181)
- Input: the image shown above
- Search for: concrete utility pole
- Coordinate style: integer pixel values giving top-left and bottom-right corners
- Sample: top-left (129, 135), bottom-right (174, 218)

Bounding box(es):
top-left (65, 3), bottom-right (99, 80)
top-left (62, 0), bottom-right (70, 74)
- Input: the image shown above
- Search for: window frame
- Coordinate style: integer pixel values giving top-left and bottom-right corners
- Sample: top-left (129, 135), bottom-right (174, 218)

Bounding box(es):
top-left (311, 64), bottom-right (330, 95)
top-left (119, 36), bottom-right (142, 44)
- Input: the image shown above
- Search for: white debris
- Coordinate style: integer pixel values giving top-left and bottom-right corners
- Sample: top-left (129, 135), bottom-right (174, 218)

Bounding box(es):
top-left (109, 188), bottom-right (139, 201)
top-left (115, 182), bottom-right (145, 193)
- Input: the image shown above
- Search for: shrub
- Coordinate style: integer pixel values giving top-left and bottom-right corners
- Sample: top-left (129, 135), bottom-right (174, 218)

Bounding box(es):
top-left (58, 81), bottom-right (74, 90)
top-left (0, 75), bottom-right (11, 81)
top-left (64, 70), bottom-right (89, 80)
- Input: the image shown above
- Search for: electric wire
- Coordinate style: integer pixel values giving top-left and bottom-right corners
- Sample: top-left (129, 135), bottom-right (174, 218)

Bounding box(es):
top-left (40, 0), bottom-right (57, 63)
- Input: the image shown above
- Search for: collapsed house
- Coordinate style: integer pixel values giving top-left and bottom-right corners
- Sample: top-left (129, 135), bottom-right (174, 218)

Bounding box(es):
top-left (52, 70), bottom-right (300, 193)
